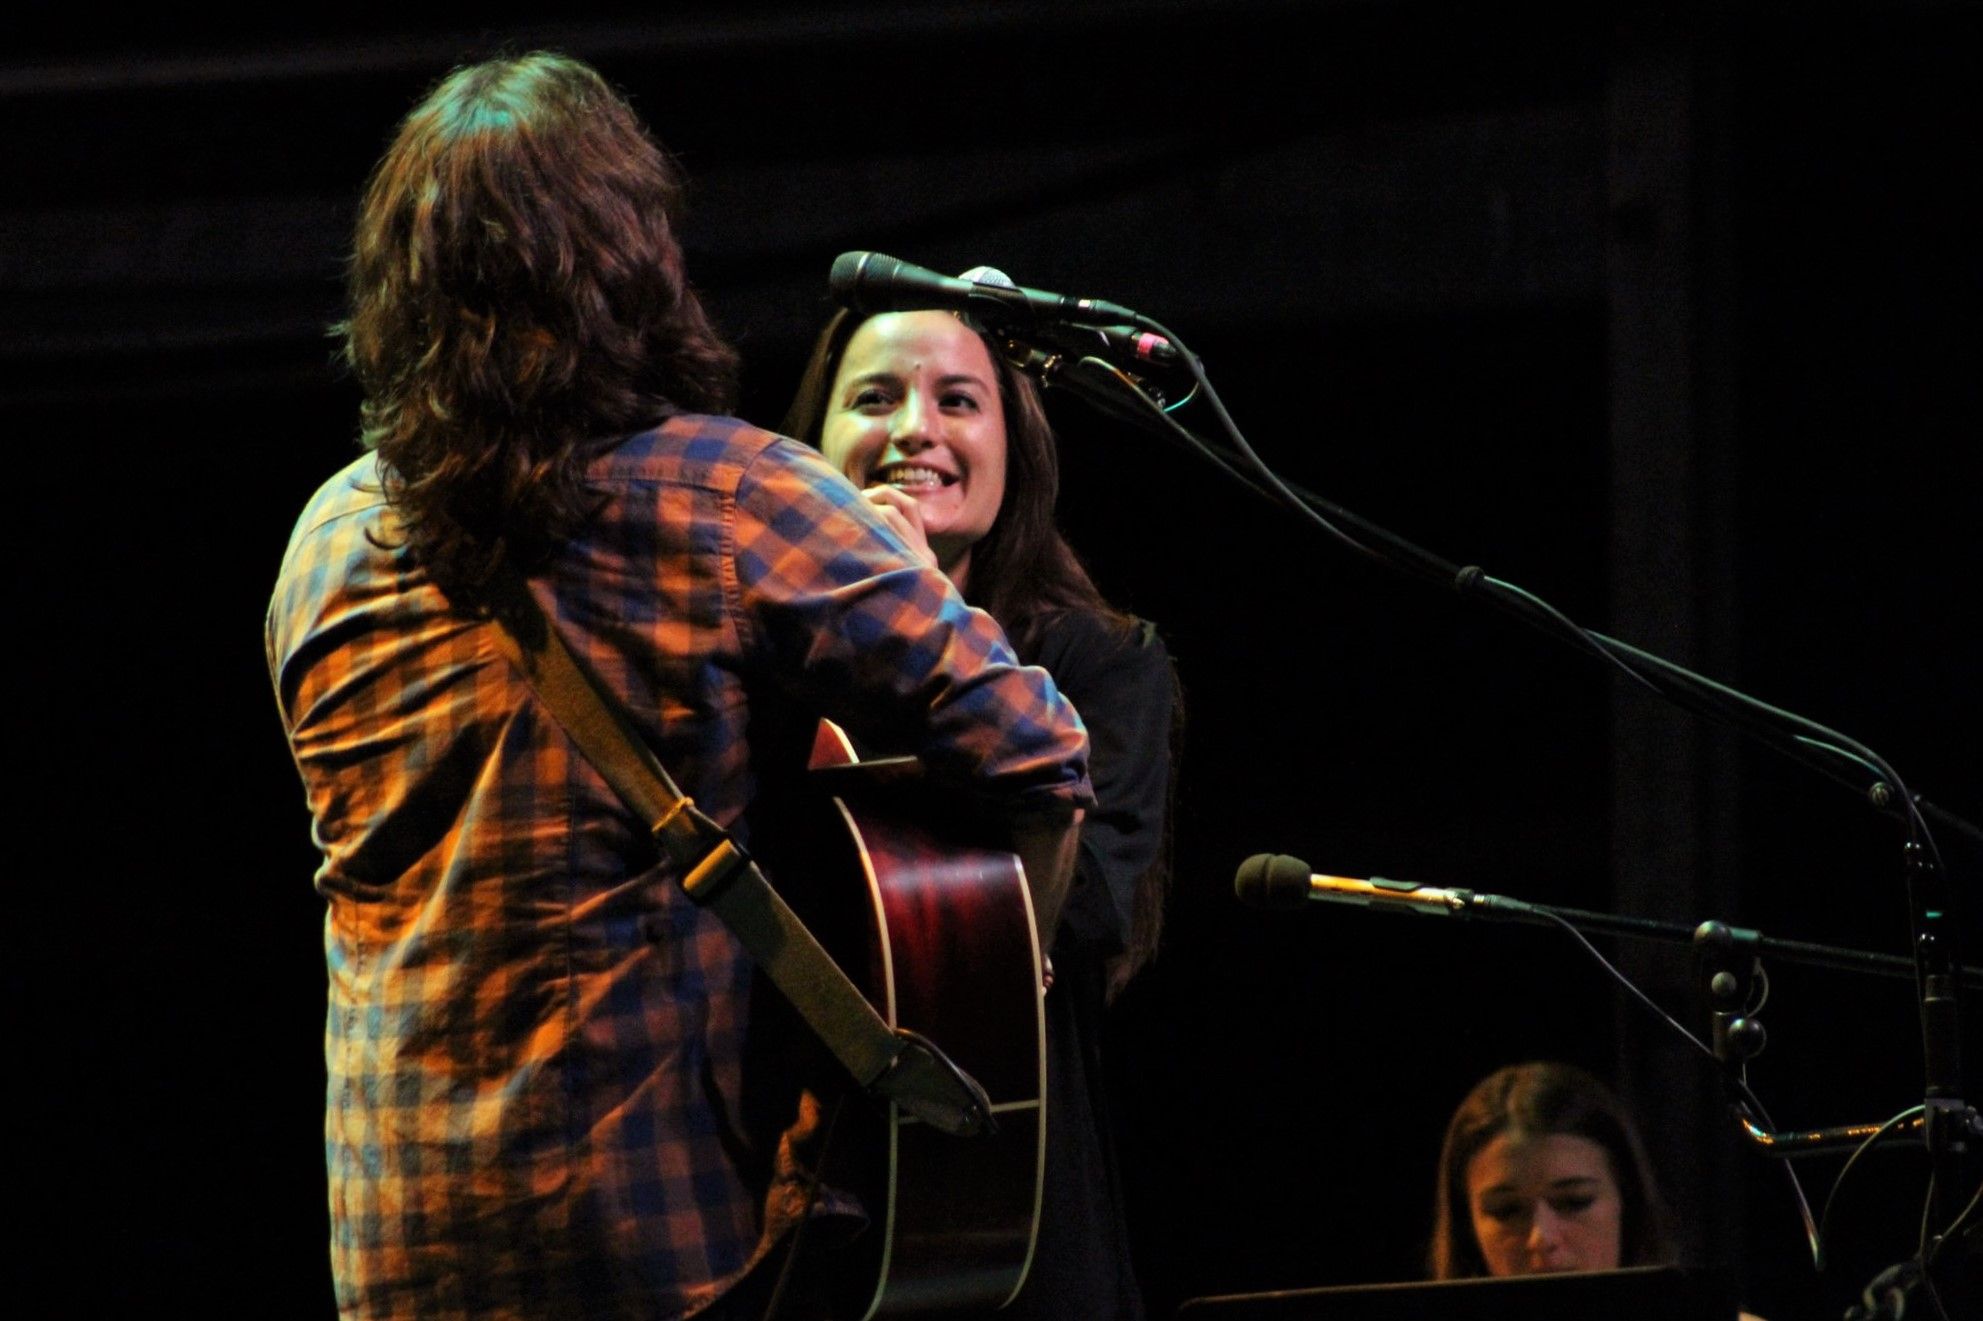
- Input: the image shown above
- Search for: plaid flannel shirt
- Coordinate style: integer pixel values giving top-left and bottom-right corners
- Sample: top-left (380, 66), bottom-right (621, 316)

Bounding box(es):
top-left (266, 413), bottom-right (1092, 1320)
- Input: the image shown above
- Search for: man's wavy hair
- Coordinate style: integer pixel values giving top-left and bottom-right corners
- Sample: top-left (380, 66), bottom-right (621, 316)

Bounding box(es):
top-left (340, 52), bottom-right (738, 602)
top-left (1428, 1061), bottom-right (1676, 1280)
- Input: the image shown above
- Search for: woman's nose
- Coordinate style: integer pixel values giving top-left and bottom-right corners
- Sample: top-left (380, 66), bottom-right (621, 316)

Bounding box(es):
top-left (887, 393), bottom-right (935, 448)
top-left (1526, 1205), bottom-right (1565, 1257)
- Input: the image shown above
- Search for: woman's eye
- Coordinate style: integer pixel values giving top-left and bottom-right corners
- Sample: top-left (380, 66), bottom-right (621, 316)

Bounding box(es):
top-left (1549, 1195), bottom-right (1596, 1215)
top-left (941, 391), bottom-right (979, 411)
top-left (1479, 1203), bottom-right (1524, 1224)
top-left (849, 388), bottom-right (891, 409)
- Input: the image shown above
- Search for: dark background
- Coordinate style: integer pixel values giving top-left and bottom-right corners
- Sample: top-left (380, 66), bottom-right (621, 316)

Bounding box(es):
top-left (8, 3), bottom-right (1979, 1316)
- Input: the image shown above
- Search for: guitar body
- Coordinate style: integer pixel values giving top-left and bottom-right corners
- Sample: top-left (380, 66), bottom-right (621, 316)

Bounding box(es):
top-left (804, 721), bottom-right (1048, 1319)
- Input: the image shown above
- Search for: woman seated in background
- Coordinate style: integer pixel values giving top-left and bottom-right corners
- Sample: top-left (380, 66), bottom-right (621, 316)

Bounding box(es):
top-left (1430, 1062), bottom-right (1767, 1319)
top-left (1429, 1060), bottom-right (1674, 1279)
top-left (1435, 1063), bottom-right (1776, 1317)
top-left (782, 281), bottom-right (1178, 1320)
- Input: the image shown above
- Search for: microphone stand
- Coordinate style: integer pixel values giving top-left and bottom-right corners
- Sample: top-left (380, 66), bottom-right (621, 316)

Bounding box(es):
top-left (1362, 879), bottom-right (1983, 1155)
top-left (1006, 327), bottom-right (1983, 1262)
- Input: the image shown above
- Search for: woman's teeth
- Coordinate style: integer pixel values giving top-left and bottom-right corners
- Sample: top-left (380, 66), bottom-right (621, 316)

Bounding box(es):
top-left (875, 465), bottom-right (949, 489)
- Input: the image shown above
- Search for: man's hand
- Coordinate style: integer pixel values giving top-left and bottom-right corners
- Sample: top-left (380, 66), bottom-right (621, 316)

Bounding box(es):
top-left (861, 485), bottom-right (940, 569)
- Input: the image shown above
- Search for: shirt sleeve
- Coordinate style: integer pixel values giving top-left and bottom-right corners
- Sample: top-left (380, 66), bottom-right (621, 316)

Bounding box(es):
top-left (727, 437), bottom-right (1093, 814)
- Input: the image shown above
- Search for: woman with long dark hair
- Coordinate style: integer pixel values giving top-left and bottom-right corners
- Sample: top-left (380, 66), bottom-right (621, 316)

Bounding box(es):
top-left (783, 292), bottom-right (1179, 1318)
top-left (1429, 1061), bottom-right (1676, 1280)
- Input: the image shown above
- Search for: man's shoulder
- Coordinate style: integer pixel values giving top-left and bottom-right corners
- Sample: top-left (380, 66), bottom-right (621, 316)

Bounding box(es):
top-left (268, 452), bottom-right (394, 662)
top-left (281, 451), bottom-right (389, 557)
top-left (602, 413), bottom-right (828, 490)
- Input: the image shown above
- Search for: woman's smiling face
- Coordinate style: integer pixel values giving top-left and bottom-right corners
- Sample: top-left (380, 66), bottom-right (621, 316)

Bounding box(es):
top-left (819, 311), bottom-right (1008, 582)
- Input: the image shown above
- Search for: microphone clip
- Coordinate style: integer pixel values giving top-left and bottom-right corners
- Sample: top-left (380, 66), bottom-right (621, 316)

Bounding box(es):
top-left (994, 331), bottom-right (1186, 416)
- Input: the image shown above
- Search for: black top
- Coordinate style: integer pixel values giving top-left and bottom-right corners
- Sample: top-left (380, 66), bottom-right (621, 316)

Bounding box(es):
top-left (1004, 608), bottom-right (1176, 1321)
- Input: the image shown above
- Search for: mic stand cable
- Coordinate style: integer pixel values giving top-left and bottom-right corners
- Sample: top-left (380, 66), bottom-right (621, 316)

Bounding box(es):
top-left (1025, 308), bottom-right (1981, 1299)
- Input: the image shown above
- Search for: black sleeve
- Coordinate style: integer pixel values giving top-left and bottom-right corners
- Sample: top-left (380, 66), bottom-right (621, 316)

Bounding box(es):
top-left (1034, 613), bottom-right (1176, 955)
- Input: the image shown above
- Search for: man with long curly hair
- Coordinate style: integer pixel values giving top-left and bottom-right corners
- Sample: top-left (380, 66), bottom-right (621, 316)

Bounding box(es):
top-left (267, 53), bottom-right (1090, 1320)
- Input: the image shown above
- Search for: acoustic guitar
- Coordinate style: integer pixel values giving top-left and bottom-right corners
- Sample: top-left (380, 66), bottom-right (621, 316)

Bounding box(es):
top-left (801, 720), bottom-right (1049, 1319)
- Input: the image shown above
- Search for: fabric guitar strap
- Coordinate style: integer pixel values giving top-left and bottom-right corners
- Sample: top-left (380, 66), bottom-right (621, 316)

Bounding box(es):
top-left (485, 566), bottom-right (993, 1138)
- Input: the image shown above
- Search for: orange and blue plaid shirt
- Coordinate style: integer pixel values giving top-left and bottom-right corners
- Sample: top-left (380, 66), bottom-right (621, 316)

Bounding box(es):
top-left (267, 413), bottom-right (1092, 1320)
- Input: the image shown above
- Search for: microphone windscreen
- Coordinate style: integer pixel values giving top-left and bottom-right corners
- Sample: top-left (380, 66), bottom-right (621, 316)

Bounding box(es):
top-left (1233, 853), bottom-right (1313, 909)
top-left (959, 265), bottom-right (1017, 290)
top-left (829, 250), bottom-right (878, 305)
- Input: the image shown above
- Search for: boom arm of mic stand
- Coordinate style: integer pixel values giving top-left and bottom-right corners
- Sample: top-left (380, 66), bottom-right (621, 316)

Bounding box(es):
top-left (1732, 1109), bottom-right (1935, 1159)
top-left (1439, 890), bottom-right (1983, 1158)
top-left (1040, 324), bottom-right (1981, 846)
top-left (1015, 345), bottom-right (1464, 590)
top-left (1065, 330), bottom-right (1982, 1204)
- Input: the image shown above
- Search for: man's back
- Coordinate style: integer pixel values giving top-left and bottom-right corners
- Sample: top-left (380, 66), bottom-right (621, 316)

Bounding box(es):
top-left (269, 413), bottom-right (1091, 1319)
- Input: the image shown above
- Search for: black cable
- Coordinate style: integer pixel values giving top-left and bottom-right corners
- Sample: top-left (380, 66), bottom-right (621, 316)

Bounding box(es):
top-left (1044, 301), bottom-right (1971, 1288)
top-left (1078, 319), bottom-right (1956, 864)
top-left (1817, 1106), bottom-right (1927, 1274)
top-left (1533, 891), bottom-right (1962, 1299)
top-left (1845, 1262), bottom-right (1931, 1321)
top-left (1475, 574), bottom-right (1667, 697)
top-left (1525, 907), bottom-right (1823, 1267)
top-left (1919, 1253), bottom-right (1954, 1321)
top-left (1926, 1175), bottom-right (1983, 1267)
top-left (1083, 314), bottom-right (1461, 587)
top-left (1530, 907), bottom-right (1716, 1062)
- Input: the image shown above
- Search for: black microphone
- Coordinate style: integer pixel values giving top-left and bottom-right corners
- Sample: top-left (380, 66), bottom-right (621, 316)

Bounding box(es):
top-left (1233, 853), bottom-right (1535, 920)
top-left (830, 250), bottom-right (1145, 329)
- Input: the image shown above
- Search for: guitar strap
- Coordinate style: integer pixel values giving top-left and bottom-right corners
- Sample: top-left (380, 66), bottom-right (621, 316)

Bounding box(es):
top-left (485, 564), bottom-right (993, 1139)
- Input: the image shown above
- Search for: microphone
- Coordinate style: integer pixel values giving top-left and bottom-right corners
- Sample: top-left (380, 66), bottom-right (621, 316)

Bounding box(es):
top-left (954, 263), bottom-right (1182, 372)
top-left (1233, 853), bottom-right (1535, 920)
top-left (830, 250), bottom-right (1146, 330)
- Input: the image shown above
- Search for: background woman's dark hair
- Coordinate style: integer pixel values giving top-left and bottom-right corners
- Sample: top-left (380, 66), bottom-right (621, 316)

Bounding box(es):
top-left (781, 305), bottom-right (1174, 993)
top-left (340, 51), bottom-right (739, 602)
top-left (1428, 1060), bottom-right (1676, 1279)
